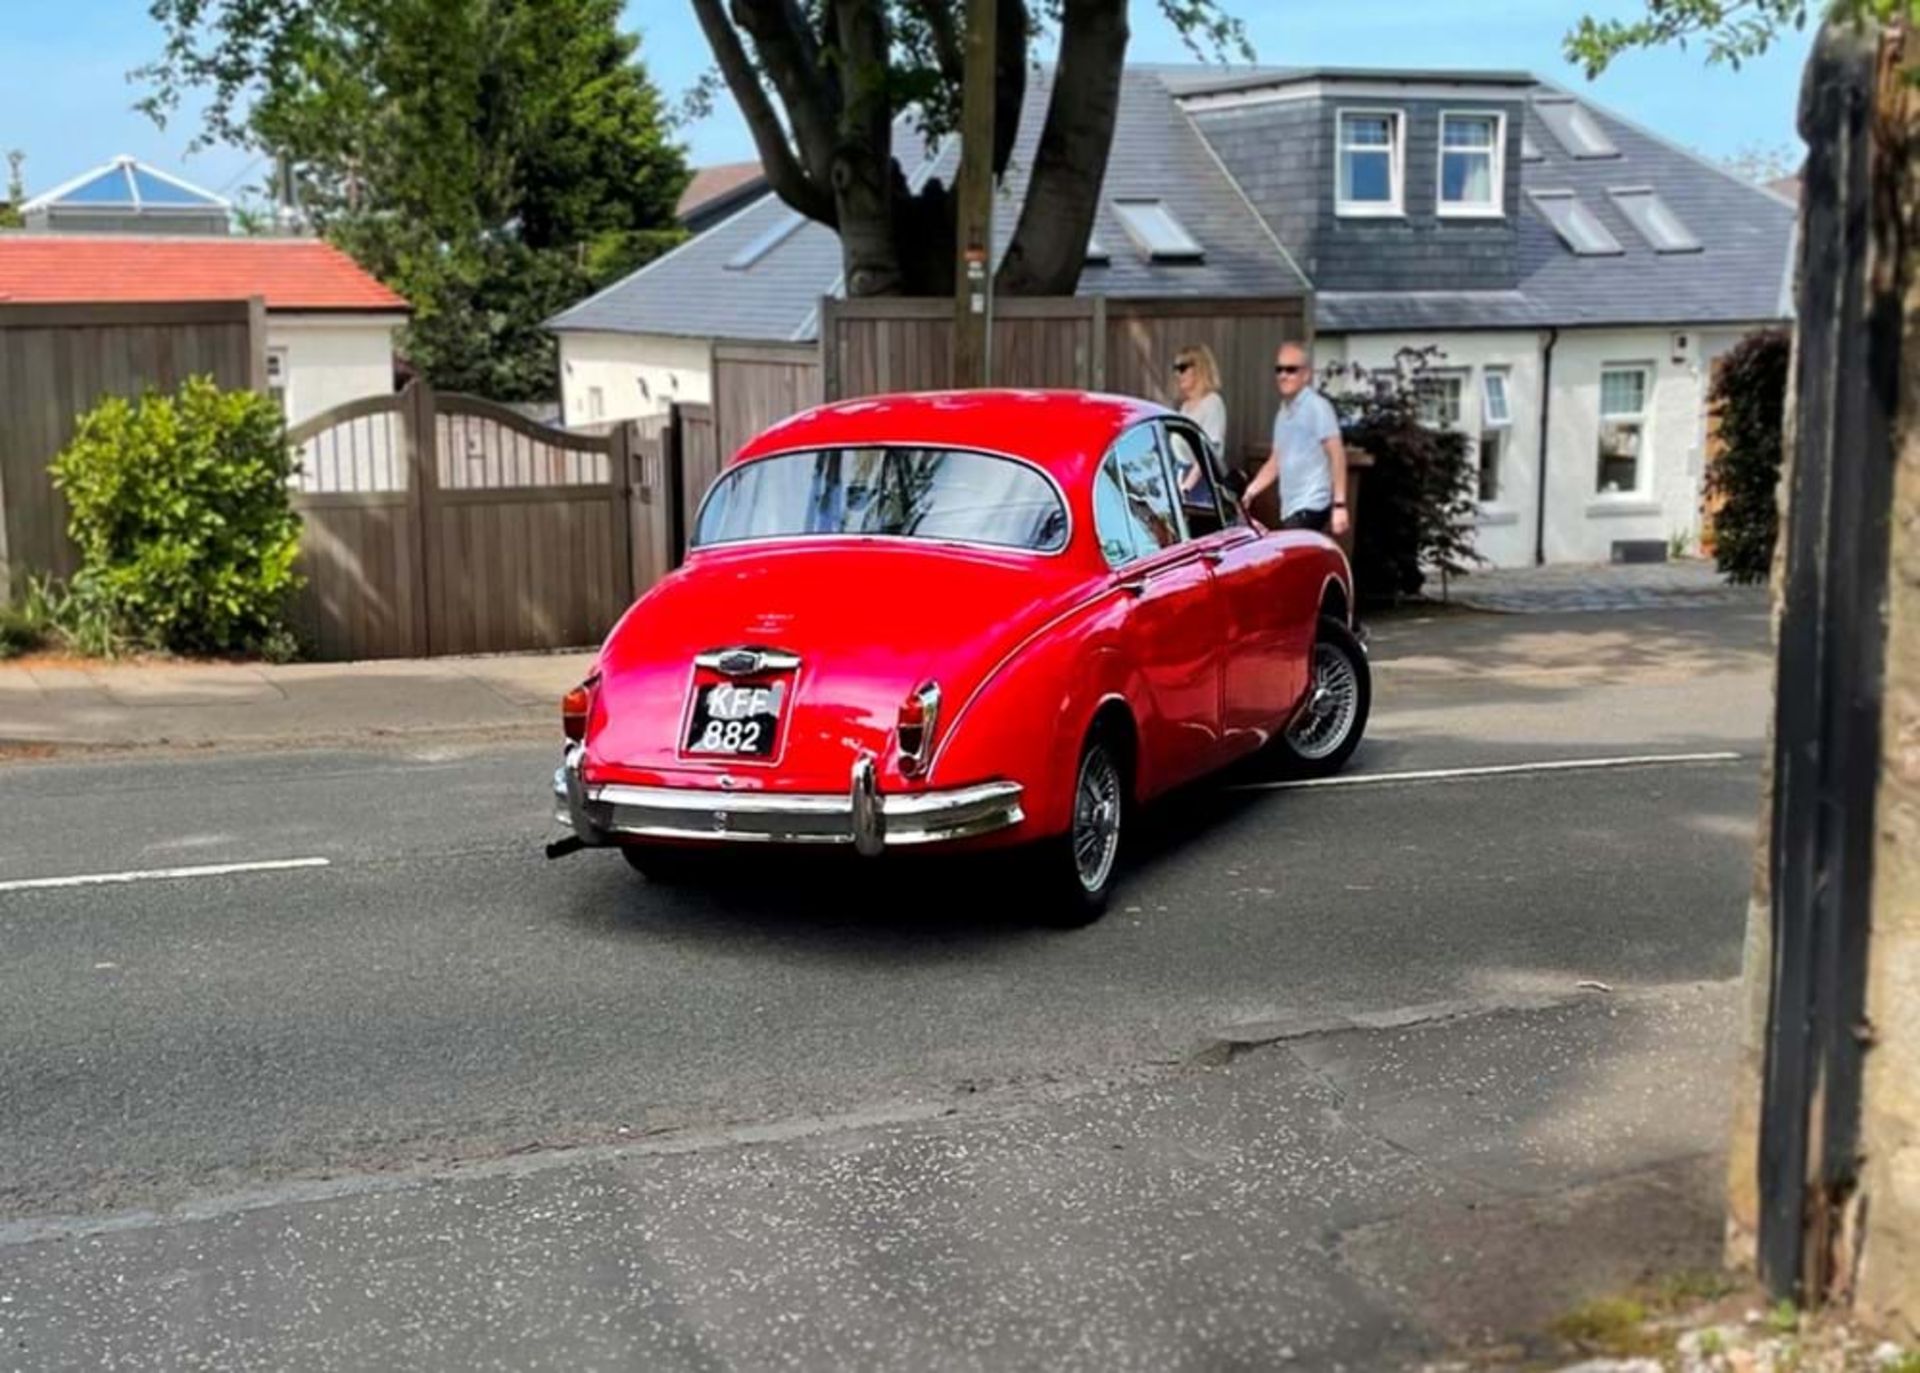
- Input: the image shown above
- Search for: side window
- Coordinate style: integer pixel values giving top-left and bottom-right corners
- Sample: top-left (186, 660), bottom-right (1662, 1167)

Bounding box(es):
top-left (1110, 423), bottom-right (1182, 555)
top-left (1091, 453), bottom-right (1139, 569)
top-left (1164, 423), bottom-right (1240, 537)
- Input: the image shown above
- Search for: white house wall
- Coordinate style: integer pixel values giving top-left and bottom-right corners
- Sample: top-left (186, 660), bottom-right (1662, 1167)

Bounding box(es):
top-left (1317, 323), bottom-right (1778, 567)
top-left (1314, 331), bottom-right (1546, 568)
top-left (266, 314), bottom-right (402, 426)
top-left (558, 331), bottom-right (712, 426)
top-left (1543, 328), bottom-right (1710, 564)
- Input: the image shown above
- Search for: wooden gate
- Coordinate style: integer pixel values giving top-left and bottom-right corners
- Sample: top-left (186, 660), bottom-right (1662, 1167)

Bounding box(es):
top-left (289, 380), bottom-right (649, 660)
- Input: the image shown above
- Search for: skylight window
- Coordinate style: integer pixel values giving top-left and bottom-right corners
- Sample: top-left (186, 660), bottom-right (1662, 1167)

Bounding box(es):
top-left (1085, 233), bottom-right (1111, 266)
top-left (1608, 187), bottom-right (1702, 253)
top-left (1534, 97), bottom-right (1619, 159)
top-left (1528, 190), bottom-right (1623, 256)
top-left (1110, 199), bottom-right (1204, 262)
top-left (1521, 130), bottom-right (1544, 162)
top-left (725, 211), bottom-right (807, 271)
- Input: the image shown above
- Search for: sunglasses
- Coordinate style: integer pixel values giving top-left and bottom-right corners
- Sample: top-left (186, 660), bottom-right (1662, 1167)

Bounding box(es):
top-left (1274, 364), bottom-right (1306, 376)
top-left (1172, 361), bottom-right (1193, 373)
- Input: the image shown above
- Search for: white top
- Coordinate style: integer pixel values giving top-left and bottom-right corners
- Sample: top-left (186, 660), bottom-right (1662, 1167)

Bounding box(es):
top-left (1181, 391), bottom-right (1228, 451)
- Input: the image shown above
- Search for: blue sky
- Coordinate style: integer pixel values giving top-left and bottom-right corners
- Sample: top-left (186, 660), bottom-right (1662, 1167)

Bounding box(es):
top-left (3, 0), bottom-right (1810, 202)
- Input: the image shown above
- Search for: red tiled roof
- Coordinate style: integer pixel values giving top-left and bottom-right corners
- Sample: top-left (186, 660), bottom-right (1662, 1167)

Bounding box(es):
top-left (676, 162), bottom-right (763, 219)
top-left (0, 236), bottom-right (409, 311)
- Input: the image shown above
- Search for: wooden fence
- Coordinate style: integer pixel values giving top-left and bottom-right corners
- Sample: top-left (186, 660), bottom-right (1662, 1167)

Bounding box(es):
top-left (817, 294), bottom-right (1311, 473)
top-left (0, 299), bottom-right (266, 588)
top-left (712, 342), bottom-right (822, 465)
top-left (288, 381), bottom-right (654, 660)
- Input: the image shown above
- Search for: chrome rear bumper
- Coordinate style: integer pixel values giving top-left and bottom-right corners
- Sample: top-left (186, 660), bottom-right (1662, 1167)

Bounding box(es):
top-left (552, 746), bottom-right (1023, 855)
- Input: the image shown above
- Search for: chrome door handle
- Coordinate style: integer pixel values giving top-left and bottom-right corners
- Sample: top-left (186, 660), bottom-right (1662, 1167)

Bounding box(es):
top-left (1200, 549), bottom-right (1225, 566)
top-left (1118, 578), bottom-right (1147, 597)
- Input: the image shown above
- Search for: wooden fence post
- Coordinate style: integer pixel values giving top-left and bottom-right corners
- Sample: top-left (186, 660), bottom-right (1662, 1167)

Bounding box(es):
top-left (404, 379), bottom-right (439, 657)
top-left (665, 402), bottom-right (690, 568)
top-left (609, 420), bottom-right (636, 606)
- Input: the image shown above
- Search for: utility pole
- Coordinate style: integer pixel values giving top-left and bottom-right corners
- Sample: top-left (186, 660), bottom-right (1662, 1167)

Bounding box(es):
top-left (952, 0), bottom-right (996, 389)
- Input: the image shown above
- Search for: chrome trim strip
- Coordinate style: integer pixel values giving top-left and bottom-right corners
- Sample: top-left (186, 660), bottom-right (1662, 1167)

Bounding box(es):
top-left (552, 772), bottom-right (1024, 850)
top-left (694, 647), bottom-right (803, 674)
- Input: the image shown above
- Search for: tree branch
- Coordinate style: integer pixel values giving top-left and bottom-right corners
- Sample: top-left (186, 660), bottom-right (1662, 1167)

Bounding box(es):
top-left (909, 0), bottom-right (965, 89)
top-left (992, 0), bottom-right (1027, 177)
top-left (690, 0), bottom-right (835, 224)
top-left (728, 0), bottom-right (842, 190)
top-left (997, 0), bottom-right (1128, 295)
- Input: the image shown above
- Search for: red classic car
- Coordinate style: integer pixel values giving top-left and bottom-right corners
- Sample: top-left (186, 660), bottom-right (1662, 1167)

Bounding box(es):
top-left (550, 389), bottom-right (1369, 922)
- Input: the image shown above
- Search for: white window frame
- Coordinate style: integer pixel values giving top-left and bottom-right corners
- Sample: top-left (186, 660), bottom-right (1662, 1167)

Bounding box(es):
top-left (587, 385), bottom-right (606, 421)
top-left (1481, 368), bottom-right (1513, 429)
top-left (264, 347), bottom-right (290, 417)
top-left (1596, 363), bottom-right (1654, 498)
top-left (1336, 108), bottom-right (1405, 218)
top-left (1437, 111), bottom-right (1506, 219)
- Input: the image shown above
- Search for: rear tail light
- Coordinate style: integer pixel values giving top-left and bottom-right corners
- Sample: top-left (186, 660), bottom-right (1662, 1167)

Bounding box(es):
top-left (562, 675), bottom-right (599, 742)
top-left (896, 681), bottom-right (941, 777)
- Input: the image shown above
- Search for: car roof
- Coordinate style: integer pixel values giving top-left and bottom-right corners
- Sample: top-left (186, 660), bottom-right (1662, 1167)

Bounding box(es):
top-left (730, 389), bottom-right (1170, 480)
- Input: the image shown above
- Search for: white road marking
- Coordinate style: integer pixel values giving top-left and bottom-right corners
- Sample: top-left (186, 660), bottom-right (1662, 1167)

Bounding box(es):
top-left (1229, 751), bottom-right (1745, 793)
top-left (0, 857), bottom-right (331, 895)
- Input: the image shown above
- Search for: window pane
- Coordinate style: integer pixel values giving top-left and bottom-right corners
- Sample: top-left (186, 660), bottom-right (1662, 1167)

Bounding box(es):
top-left (1110, 425), bottom-right (1181, 553)
top-left (1344, 114), bottom-right (1393, 147)
top-left (1343, 150), bottom-right (1393, 203)
top-left (1092, 455), bottom-right (1139, 567)
top-left (1609, 189), bottom-right (1701, 253)
top-left (1600, 369), bottom-right (1647, 416)
top-left (1443, 115), bottom-right (1497, 149)
top-left (1415, 375), bottom-right (1463, 428)
top-left (1442, 151), bottom-right (1494, 205)
top-left (1165, 426), bottom-right (1229, 536)
top-left (1530, 192), bottom-right (1622, 255)
top-left (1483, 370), bottom-right (1511, 426)
top-left (694, 448), bottom-right (1069, 552)
top-left (1111, 200), bottom-right (1203, 261)
top-left (1479, 430), bottom-right (1502, 502)
top-left (1596, 425), bottom-right (1641, 493)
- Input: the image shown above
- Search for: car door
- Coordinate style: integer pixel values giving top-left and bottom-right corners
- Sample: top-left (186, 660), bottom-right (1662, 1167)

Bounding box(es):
top-left (1161, 419), bottom-right (1312, 756)
top-left (1092, 423), bottom-right (1229, 794)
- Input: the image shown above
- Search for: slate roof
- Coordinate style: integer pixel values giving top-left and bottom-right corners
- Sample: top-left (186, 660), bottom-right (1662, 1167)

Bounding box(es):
top-left (547, 71), bottom-right (1311, 342)
top-left (549, 67), bottom-right (1793, 342)
top-left (0, 236), bottom-right (409, 311)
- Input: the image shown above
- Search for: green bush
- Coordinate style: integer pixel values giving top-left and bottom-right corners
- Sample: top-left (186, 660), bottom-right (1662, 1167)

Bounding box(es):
top-left (1323, 350), bottom-right (1482, 603)
top-left (1704, 328), bottom-right (1790, 586)
top-left (49, 377), bottom-right (303, 656)
top-left (0, 603), bottom-right (46, 660)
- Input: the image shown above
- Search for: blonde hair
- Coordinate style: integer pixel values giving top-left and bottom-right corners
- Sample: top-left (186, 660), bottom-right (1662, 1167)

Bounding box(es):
top-left (1175, 343), bottom-right (1221, 396)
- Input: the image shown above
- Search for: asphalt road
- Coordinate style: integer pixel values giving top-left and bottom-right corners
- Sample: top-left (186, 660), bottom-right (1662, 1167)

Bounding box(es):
top-left (0, 605), bottom-right (1771, 1224)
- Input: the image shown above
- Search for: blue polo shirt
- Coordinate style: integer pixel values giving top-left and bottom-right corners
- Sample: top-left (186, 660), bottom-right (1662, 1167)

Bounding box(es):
top-left (1271, 386), bottom-right (1339, 518)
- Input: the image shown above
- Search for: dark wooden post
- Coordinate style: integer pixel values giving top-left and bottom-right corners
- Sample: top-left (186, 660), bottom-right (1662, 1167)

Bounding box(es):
top-left (404, 379), bottom-right (441, 657)
top-left (1752, 15), bottom-right (1901, 1304)
top-left (609, 420), bottom-right (636, 606)
top-left (952, 0), bottom-right (996, 388)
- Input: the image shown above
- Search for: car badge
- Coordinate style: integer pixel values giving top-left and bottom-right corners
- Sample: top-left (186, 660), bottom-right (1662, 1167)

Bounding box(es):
top-left (713, 810), bottom-right (730, 833)
top-left (715, 650), bottom-right (762, 677)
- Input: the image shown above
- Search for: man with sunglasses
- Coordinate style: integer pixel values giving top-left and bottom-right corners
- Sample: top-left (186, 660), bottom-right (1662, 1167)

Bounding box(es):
top-left (1242, 342), bottom-right (1349, 537)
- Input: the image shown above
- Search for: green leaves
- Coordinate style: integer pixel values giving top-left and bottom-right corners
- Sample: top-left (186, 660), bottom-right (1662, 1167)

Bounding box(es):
top-left (1563, 0), bottom-right (1911, 80)
top-left (1704, 328), bottom-right (1790, 586)
top-left (48, 378), bottom-right (305, 657)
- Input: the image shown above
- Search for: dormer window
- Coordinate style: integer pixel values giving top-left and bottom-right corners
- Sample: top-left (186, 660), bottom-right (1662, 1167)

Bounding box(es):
top-left (1337, 109), bottom-right (1404, 217)
top-left (1439, 112), bottom-right (1504, 217)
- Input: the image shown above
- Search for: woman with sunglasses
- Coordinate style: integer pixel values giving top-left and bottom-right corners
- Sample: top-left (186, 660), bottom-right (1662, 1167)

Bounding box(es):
top-left (1171, 344), bottom-right (1227, 493)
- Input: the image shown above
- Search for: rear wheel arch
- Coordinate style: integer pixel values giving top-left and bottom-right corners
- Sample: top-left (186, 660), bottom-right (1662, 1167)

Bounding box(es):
top-left (1319, 573), bottom-right (1351, 628)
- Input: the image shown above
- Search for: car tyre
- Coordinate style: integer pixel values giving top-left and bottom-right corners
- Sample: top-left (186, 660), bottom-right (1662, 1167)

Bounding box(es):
top-left (1271, 616), bottom-right (1371, 778)
top-left (1031, 726), bottom-right (1128, 927)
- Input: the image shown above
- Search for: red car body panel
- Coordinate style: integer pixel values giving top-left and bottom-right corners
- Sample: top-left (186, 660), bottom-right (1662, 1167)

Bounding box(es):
top-left (574, 390), bottom-right (1353, 850)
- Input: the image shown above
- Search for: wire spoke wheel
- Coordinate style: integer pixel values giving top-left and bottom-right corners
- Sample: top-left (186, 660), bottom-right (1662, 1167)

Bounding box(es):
top-left (1285, 640), bottom-right (1362, 761)
top-left (1072, 743), bottom-right (1123, 895)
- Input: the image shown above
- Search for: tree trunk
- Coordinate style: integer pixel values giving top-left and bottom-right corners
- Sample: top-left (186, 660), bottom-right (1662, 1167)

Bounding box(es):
top-left (831, 0), bottom-right (903, 296)
top-left (996, 0), bottom-right (1127, 297)
top-left (1855, 18), bottom-right (1920, 1338)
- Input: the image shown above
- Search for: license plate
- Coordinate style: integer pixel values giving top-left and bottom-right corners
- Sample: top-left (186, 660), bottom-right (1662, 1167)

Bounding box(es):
top-left (684, 680), bottom-right (785, 757)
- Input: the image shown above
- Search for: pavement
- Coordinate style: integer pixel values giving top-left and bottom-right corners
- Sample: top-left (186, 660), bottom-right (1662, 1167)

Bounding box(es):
top-left (1438, 559), bottom-right (1764, 615)
top-left (0, 649), bottom-right (593, 753)
top-left (0, 598), bottom-right (1775, 1369)
top-left (0, 560), bottom-right (1764, 757)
